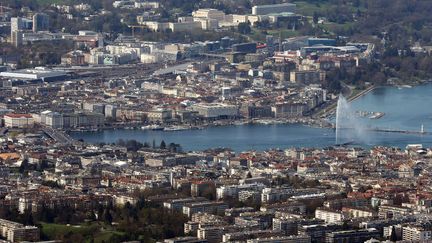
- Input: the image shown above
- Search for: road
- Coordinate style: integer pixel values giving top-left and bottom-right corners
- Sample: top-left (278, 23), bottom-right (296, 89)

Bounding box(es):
top-left (42, 127), bottom-right (75, 145)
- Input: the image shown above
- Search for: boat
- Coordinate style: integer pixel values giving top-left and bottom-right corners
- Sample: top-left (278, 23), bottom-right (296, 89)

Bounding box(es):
top-left (164, 125), bottom-right (189, 131)
top-left (234, 121), bottom-right (249, 126)
top-left (369, 112), bottom-right (385, 119)
top-left (141, 125), bottom-right (164, 130)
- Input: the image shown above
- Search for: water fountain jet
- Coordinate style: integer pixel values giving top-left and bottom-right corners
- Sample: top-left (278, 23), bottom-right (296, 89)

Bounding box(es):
top-left (335, 95), bottom-right (368, 145)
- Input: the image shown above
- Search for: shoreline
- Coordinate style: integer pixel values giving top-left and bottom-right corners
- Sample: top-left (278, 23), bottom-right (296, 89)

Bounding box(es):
top-left (67, 118), bottom-right (334, 134)
top-left (347, 85), bottom-right (376, 103)
top-left (313, 86), bottom-right (374, 119)
top-left (67, 82), bottom-right (431, 134)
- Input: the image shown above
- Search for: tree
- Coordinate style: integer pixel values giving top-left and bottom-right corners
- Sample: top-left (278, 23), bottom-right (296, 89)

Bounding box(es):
top-left (238, 22), bottom-right (251, 34)
top-left (390, 226), bottom-right (398, 241)
top-left (19, 159), bottom-right (29, 174)
top-left (103, 209), bottom-right (113, 225)
top-left (313, 11), bottom-right (319, 24)
top-left (160, 140), bottom-right (166, 150)
top-left (22, 209), bottom-right (34, 225)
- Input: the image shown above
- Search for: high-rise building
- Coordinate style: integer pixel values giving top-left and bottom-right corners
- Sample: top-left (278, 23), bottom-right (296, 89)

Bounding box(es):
top-left (32, 13), bottom-right (49, 32)
top-left (10, 17), bottom-right (23, 36)
top-left (11, 30), bottom-right (23, 47)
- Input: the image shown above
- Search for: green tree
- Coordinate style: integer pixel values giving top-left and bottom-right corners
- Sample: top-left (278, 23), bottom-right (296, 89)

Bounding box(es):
top-left (238, 22), bottom-right (251, 34)
top-left (160, 140), bottom-right (166, 150)
top-left (390, 226), bottom-right (398, 241)
top-left (103, 209), bottom-right (113, 225)
top-left (313, 11), bottom-right (319, 24)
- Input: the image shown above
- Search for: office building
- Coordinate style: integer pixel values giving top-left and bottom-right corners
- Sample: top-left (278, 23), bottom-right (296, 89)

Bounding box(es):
top-left (32, 13), bottom-right (49, 32)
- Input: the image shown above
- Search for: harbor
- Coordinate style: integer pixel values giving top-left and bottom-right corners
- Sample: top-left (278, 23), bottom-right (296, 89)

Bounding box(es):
top-left (70, 84), bottom-right (432, 151)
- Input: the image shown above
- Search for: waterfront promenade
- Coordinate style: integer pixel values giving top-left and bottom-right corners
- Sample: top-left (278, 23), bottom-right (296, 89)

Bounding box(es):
top-left (316, 85), bottom-right (376, 118)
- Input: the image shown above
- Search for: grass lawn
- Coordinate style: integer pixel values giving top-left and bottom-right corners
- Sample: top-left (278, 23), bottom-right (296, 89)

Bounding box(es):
top-left (41, 222), bottom-right (125, 243)
top-left (93, 230), bottom-right (126, 243)
top-left (35, 0), bottom-right (65, 5)
top-left (294, 1), bottom-right (334, 16)
top-left (247, 28), bottom-right (300, 42)
top-left (321, 21), bottom-right (356, 33)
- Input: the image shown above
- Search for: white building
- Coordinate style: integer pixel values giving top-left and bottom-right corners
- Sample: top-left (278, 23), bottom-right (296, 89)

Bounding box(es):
top-left (44, 111), bottom-right (63, 129)
top-left (252, 3), bottom-right (296, 15)
top-left (182, 201), bottom-right (228, 217)
top-left (402, 225), bottom-right (432, 241)
top-left (216, 183), bottom-right (265, 200)
top-left (315, 208), bottom-right (345, 224)
top-left (192, 9), bottom-right (226, 21)
top-left (0, 219), bottom-right (39, 242)
top-left (247, 235), bottom-right (311, 243)
top-left (261, 187), bottom-right (294, 204)
top-left (169, 22), bottom-right (202, 32)
top-left (4, 114), bottom-right (34, 128)
top-left (0, 68), bottom-right (67, 82)
top-left (192, 103), bottom-right (239, 118)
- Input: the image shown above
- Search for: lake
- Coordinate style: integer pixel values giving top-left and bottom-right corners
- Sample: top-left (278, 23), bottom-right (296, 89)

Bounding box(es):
top-left (70, 84), bottom-right (432, 152)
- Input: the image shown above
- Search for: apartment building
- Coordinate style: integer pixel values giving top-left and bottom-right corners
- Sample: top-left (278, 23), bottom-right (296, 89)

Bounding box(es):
top-left (0, 219), bottom-right (39, 242)
top-left (315, 208), bottom-right (345, 224)
top-left (402, 225), bottom-right (432, 241)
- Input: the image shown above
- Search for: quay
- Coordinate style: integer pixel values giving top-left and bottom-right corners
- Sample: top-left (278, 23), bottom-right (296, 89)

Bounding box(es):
top-left (317, 85), bottom-right (376, 118)
top-left (371, 128), bottom-right (429, 135)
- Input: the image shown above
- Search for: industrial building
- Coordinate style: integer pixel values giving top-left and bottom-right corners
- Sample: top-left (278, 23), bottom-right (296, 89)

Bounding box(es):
top-left (0, 67), bottom-right (68, 82)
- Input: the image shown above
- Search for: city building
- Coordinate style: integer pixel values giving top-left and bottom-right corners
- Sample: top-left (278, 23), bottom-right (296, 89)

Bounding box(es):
top-left (32, 13), bottom-right (49, 32)
top-left (247, 235), bottom-right (311, 243)
top-left (315, 208), bottom-right (345, 224)
top-left (252, 3), bottom-right (296, 15)
top-left (402, 225), bottom-right (432, 241)
top-left (0, 219), bottom-right (39, 242)
top-left (3, 114), bottom-right (34, 128)
top-left (192, 9), bottom-right (225, 21)
top-left (183, 201), bottom-right (229, 217)
top-left (192, 103), bottom-right (238, 119)
top-left (0, 68), bottom-right (68, 82)
top-left (325, 229), bottom-right (380, 243)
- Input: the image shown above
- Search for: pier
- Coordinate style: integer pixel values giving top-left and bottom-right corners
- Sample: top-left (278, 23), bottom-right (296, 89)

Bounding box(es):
top-left (370, 128), bottom-right (429, 135)
top-left (335, 127), bottom-right (429, 136)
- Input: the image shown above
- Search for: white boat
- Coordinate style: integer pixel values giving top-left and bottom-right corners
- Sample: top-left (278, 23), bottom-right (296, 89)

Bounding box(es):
top-left (164, 125), bottom-right (189, 131)
top-left (141, 125), bottom-right (164, 130)
top-left (369, 112), bottom-right (385, 119)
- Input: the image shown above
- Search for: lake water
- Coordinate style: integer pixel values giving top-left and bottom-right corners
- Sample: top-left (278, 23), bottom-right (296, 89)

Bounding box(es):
top-left (70, 84), bottom-right (432, 152)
